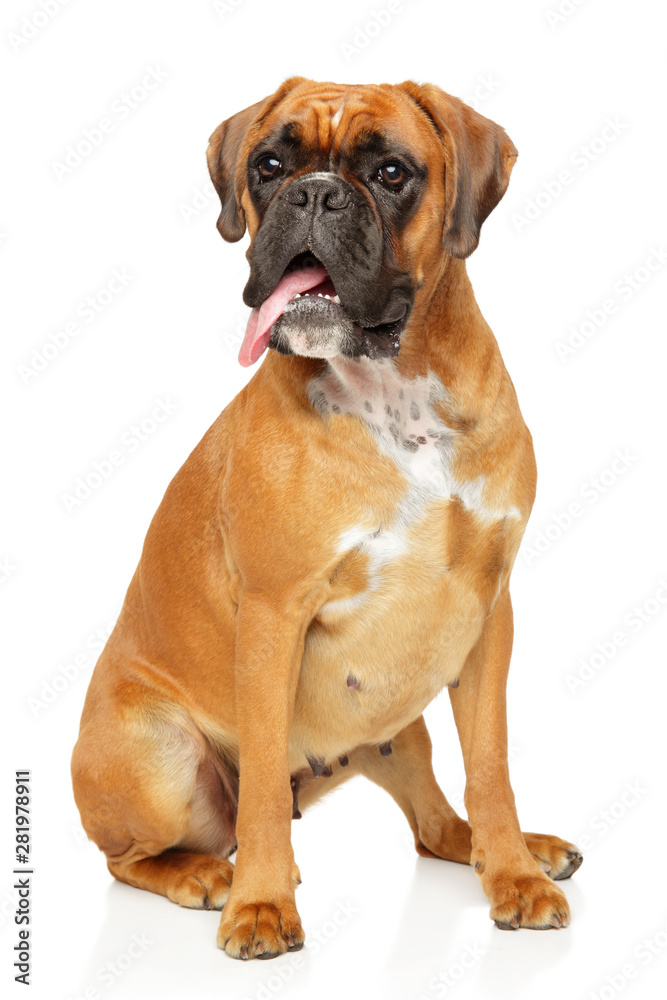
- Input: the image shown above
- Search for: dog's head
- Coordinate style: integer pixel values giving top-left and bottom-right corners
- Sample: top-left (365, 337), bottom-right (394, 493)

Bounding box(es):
top-left (207, 77), bottom-right (517, 367)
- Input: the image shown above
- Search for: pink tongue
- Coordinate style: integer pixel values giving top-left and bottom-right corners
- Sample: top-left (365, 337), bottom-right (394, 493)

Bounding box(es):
top-left (239, 264), bottom-right (330, 367)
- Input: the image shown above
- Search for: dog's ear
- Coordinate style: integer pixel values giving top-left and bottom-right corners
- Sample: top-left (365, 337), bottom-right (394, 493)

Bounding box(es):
top-left (206, 100), bottom-right (265, 242)
top-left (399, 82), bottom-right (517, 259)
top-left (206, 76), bottom-right (307, 242)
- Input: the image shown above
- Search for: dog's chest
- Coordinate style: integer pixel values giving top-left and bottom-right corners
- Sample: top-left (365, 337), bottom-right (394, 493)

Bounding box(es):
top-left (308, 357), bottom-right (455, 499)
top-left (291, 358), bottom-right (511, 756)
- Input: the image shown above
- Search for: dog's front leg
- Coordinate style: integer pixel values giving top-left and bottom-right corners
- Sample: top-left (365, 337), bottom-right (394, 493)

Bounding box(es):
top-left (449, 587), bottom-right (572, 929)
top-left (217, 592), bottom-right (308, 960)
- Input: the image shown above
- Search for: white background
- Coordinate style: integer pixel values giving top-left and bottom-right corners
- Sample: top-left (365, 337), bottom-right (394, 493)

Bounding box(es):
top-left (3, 1), bottom-right (667, 998)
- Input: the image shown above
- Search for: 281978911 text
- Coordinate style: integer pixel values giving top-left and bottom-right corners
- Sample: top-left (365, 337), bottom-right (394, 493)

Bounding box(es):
top-left (14, 770), bottom-right (32, 985)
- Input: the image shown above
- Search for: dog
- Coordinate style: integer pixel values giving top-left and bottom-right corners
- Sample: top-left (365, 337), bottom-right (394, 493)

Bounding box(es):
top-left (71, 77), bottom-right (583, 961)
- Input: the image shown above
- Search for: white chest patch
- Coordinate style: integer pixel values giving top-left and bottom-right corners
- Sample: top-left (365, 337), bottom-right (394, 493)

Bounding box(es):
top-left (308, 357), bottom-right (519, 616)
top-left (309, 358), bottom-right (458, 614)
top-left (309, 357), bottom-right (456, 499)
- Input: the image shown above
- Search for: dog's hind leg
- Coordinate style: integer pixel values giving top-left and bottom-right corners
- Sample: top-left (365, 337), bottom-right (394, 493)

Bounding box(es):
top-left (356, 714), bottom-right (583, 885)
top-left (71, 690), bottom-right (238, 910)
top-left (356, 715), bottom-right (473, 864)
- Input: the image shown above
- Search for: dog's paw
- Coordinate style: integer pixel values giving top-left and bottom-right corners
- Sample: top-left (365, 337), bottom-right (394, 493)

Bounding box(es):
top-left (164, 856), bottom-right (234, 910)
top-left (481, 866), bottom-right (571, 930)
top-left (524, 832), bottom-right (584, 881)
top-left (217, 898), bottom-right (305, 960)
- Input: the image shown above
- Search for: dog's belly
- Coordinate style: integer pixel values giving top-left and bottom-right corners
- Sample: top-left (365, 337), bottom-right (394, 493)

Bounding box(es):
top-left (291, 513), bottom-right (488, 761)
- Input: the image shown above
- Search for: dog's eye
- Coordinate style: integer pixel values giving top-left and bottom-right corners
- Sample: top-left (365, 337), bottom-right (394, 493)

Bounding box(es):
top-left (377, 163), bottom-right (408, 191)
top-left (258, 155), bottom-right (283, 179)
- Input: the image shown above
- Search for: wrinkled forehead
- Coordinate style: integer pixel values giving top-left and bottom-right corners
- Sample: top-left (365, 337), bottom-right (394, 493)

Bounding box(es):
top-left (253, 82), bottom-right (440, 164)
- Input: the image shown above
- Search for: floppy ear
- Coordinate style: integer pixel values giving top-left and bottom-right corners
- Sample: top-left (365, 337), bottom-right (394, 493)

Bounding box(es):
top-left (206, 99), bottom-right (265, 242)
top-left (206, 76), bottom-right (307, 242)
top-left (399, 82), bottom-right (517, 259)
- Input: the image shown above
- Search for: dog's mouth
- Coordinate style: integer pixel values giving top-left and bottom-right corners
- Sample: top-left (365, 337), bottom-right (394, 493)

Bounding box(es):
top-left (239, 253), bottom-right (408, 367)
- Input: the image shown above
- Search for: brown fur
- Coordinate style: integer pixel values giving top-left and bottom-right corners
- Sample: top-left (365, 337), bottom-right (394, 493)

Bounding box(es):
top-left (71, 78), bottom-right (582, 961)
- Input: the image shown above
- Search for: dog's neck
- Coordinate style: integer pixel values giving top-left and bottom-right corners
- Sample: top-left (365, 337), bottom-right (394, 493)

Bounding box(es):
top-left (399, 258), bottom-right (492, 369)
top-left (262, 256), bottom-right (511, 436)
top-left (397, 256), bottom-right (512, 431)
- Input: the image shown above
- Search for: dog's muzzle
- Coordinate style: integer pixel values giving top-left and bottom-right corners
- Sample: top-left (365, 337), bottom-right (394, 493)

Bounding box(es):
top-left (238, 173), bottom-right (414, 367)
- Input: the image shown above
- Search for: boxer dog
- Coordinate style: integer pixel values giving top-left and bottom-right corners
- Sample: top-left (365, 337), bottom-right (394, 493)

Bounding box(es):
top-left (72, 77), bottom-right (583, 960)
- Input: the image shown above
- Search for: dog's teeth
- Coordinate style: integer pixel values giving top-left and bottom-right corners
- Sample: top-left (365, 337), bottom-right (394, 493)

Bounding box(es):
top-left (292, 290), bottom-right (340, 303)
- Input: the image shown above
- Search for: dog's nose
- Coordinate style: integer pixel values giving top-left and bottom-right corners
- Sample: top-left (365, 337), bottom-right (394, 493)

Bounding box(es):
top-left (285, 175), bottom-right (350, 211)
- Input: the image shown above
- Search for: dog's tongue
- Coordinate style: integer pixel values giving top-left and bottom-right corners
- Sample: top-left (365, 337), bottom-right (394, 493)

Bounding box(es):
top-left (239, 264), bottom-right (330, 367)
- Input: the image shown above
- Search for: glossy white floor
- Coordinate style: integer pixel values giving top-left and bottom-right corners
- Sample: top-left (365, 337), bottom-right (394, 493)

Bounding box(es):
top-left (11, 667), bottom-right (667, 1000)
top-left (4, 1), bottom-right (666, 998)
